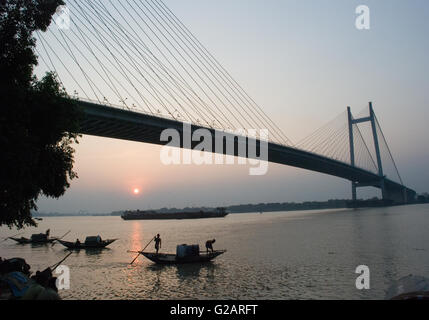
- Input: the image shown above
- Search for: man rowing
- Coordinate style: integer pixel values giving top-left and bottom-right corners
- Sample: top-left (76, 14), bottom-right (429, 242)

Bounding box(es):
top-left (205, 239), bottom-right (216, 254)
top-left (154, 234), bottom-right (162, 254)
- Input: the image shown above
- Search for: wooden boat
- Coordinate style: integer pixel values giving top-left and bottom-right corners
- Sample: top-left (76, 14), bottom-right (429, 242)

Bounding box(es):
top-left (9, 236), bottom-right (58, 244)
top-left (57, 239), bottom-right (117, 249)
top-left (141, 250), bottom-right (226, 265)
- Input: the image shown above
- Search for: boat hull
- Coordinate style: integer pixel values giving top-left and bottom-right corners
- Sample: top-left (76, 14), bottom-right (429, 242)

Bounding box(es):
top-left (58, 239), bottom-right (117, 249)
top-left (121, 209), bottom-right (228, 220)
top-left (346, 199), bottom-right (394, 208)
top-left (141, 251), bottom-right (226, 265)
top-left (10, 237), bottom-right (58, 244)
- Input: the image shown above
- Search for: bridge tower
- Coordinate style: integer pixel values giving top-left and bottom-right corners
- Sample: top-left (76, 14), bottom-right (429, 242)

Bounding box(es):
top-left (347, 102), bottom-right (387, 201)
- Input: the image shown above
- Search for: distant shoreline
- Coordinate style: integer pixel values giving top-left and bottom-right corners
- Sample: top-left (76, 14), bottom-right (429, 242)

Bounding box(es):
top-left (33, 198), bottom-right (429, 218)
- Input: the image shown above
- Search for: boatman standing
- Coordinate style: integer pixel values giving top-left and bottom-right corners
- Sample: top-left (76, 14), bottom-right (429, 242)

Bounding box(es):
top-left (154, 234), bottom-right (161, 254)
top-left (206, 239), bottom-right (216, 254)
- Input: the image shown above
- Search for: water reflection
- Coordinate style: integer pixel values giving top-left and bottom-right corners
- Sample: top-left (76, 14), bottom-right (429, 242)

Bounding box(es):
top-left (130, 222), bottom-right (143, 254)
top-left (350, 207), bottom-right (401, 298)
top-left (139, 262), bottom-right (220, 297)
top-left (59, 247), bottom-right (112, 256)
top-left (176, 263), bottom-right (217, 281)
top-left (30, 244), bottom-right (53, 252)
top-left (84, 248), bottom-right (112, 256)
top-left (143, 262), bottom-right (219, 280)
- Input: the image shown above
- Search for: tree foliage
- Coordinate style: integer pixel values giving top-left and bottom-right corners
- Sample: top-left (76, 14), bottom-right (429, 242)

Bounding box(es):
top-left (1, 0), bottom-right (82, 228)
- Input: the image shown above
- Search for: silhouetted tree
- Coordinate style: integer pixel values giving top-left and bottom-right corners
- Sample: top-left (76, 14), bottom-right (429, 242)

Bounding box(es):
top-left (0, 0), bottom-right (82, 228)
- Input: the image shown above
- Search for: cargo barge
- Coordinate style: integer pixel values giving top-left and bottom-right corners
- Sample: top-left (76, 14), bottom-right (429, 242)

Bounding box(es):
top-left (121, 207), bottom-right (228, 220)
top-left (346, 199), bottom-right (394, 208)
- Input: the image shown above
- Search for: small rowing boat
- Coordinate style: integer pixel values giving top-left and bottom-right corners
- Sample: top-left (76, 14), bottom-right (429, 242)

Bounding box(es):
top-left (141, 250), bottom-right (226, 265)
top-left (57, 236), bottom-right (117, 250)
top-left (9, 237), bottom-right (58, 244)
top-left (9, 231), bottom-right (58, 245)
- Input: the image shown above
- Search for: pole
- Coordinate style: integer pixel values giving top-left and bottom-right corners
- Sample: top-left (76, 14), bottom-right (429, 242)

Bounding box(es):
top-left (1, 232), bottom-right (23, 242)
top-left (52, 230), bottom-right (71, 247)
top-left (49, 251), bottom-right (73, 271)
top-left (129, 236), bottom-right (155, 265)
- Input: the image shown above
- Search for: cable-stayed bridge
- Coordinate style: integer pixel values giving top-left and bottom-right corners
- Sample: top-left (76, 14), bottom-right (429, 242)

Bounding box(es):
top-left (34, 0), bottom-right (415, 203)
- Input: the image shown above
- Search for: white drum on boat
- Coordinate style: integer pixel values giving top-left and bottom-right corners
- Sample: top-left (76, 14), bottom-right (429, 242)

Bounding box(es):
top-left (176, 244), bottom-right (188, 258)
top-left (176, 244), bottom-right (200, 258)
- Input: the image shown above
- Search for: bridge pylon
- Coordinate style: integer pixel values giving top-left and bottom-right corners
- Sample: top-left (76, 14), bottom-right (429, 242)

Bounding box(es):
top-left (348, 102), bottom-right (390, 203)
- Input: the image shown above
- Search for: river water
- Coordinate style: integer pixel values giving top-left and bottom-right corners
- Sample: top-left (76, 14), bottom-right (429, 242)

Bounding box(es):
top-left (1, 204), bottom-right (428, 300)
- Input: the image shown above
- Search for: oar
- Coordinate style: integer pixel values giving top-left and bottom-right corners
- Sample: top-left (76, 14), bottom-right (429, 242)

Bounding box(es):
top-left (49, 251), bottom-right (73, 271)
top-left (129, 236), bottom-right (155, 265)
top-left (1, 232), bottom-right (23, 242)
top-left (51, 230), bottom-right (71, 247)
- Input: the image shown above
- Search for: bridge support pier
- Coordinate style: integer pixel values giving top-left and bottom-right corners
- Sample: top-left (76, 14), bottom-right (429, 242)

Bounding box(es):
top-left (348, 102), bottom-right (401, 203)
top-left (384, 185), bottom-right (416, 204)
top-left (351, 182), bottom-right (357, 202)
top-left (347, 107), bottom-right (357, 202)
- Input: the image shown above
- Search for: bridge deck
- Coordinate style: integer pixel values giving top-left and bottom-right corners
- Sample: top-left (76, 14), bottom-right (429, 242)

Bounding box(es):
top-left (75, 100), bottom-right (416, 202)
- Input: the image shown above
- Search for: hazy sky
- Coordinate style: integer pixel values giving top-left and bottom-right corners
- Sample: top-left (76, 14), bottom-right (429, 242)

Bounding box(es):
top-left (36, 0), bottom-right (429, 213)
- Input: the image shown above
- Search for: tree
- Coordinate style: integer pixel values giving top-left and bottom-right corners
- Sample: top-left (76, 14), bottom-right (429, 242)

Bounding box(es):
top-left (0, 0), bottom-right (82, 228)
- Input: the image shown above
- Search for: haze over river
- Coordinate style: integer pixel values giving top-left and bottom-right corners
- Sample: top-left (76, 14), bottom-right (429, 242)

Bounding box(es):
top-left (1, 204), bottom-right (429, 300)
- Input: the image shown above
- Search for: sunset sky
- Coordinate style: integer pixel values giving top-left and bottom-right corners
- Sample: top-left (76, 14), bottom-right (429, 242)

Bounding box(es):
top-left (36, 0), bottom-right (429, 213)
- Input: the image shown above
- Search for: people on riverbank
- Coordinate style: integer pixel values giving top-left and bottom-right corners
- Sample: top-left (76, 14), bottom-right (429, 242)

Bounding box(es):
top-left (0, 257), bottom-right (60, 300)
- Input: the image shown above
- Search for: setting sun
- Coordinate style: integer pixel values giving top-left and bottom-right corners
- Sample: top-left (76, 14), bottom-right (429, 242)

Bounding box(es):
top-left (133, 188), bottom-right (140, 195)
